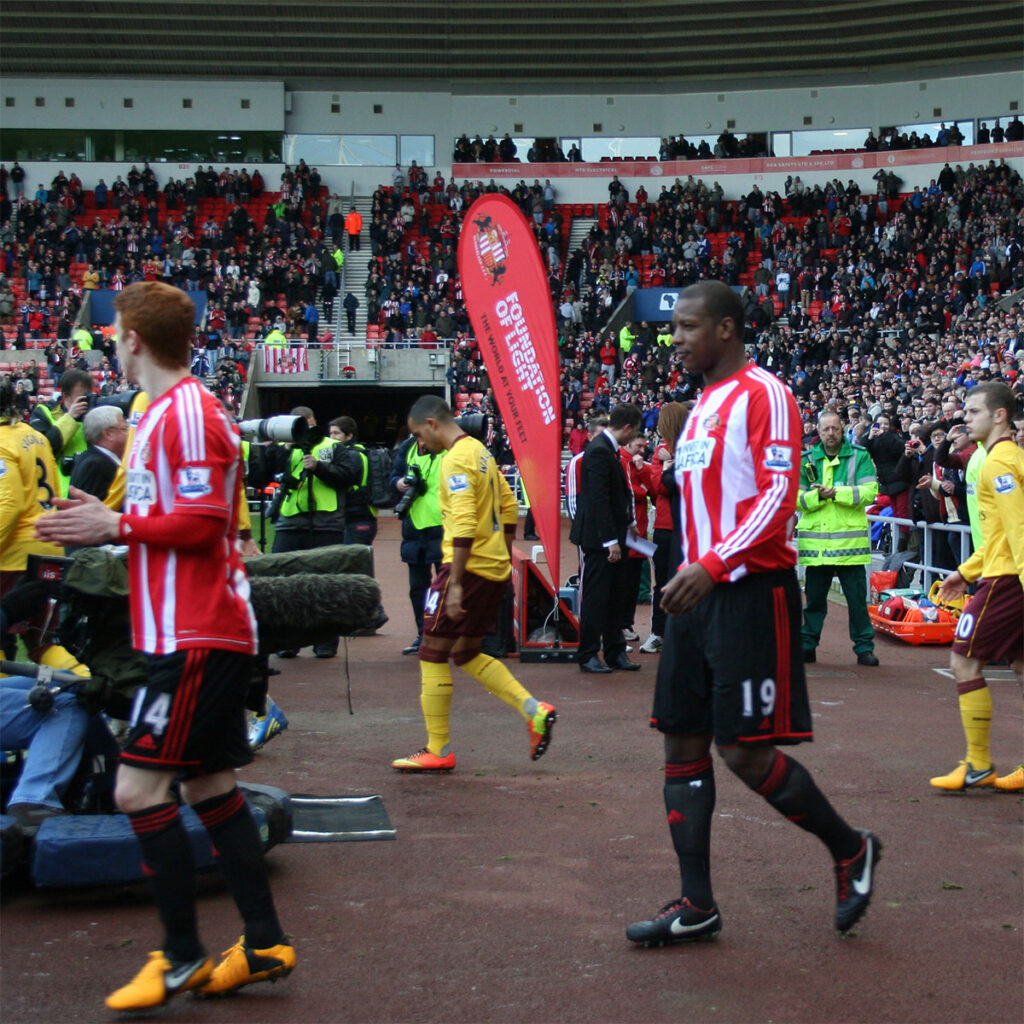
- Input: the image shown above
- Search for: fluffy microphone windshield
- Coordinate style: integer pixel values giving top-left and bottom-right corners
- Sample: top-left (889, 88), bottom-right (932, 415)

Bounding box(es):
top-left (244, 544), bottom-right (381, 649)
top-left (248, 572), bottom-right (381, 650)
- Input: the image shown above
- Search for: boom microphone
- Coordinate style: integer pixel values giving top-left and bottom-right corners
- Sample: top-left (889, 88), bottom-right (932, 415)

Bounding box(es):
top-left (244, 544), bottom-right (382, 651)
top-left (248, 573), bottom-right (381, 652)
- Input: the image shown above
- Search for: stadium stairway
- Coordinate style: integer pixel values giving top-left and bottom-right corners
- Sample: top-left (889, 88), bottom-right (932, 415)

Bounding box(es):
top-left (323, 195), bottom-right (373, 343)
top-left (566, 214), bottom-right (596, 259)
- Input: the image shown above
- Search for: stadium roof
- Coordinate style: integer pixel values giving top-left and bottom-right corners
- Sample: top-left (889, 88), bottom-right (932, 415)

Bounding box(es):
top-left (1, 0), bottom-right (1021, 90)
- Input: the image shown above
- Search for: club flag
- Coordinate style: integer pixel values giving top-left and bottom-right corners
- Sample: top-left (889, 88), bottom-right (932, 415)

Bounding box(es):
top-left (263, 346), bottom-right (309, 373)
top-left (457, 193), bottom-right (561, 585)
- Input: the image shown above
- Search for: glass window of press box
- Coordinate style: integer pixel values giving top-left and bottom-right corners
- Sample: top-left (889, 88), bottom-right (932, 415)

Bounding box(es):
top-left (581, 137), bottom-right (661, 162)
top-left (282, 134), bottom-right (435, 167)
top-left (771, 130), bottom-right (872, 157)
top-left (0, 129), bottom-right (282, 163)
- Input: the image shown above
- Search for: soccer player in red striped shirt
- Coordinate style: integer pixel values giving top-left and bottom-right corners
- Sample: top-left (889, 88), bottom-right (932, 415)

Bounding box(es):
top-left (37, 282), bottom-right (294, 1011)
top-left (626, 281), bottom-right (880, 946)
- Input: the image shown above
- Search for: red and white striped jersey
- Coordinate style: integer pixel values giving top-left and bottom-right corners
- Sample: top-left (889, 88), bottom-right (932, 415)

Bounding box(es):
top-left (121, 377), bottom-right (257, 655)
top-left (674, 363), bottom-right (800, 582)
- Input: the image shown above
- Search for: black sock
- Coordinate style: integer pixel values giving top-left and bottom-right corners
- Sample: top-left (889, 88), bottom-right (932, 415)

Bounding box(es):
top-left (754, 751), bottom-right (861, 861)
top-left (663, 756), bottom-right (716, 908)
top-left (193, 788), bottom-right (285, 949)
top-left (127, 802), bottom-right (203, 963)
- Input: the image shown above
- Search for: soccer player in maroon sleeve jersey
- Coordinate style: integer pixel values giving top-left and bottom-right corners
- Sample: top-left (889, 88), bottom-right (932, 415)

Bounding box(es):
top-left (37, 282), bottom-right (294, 1011)
top-left (626, 281), bottom-right (880, 946)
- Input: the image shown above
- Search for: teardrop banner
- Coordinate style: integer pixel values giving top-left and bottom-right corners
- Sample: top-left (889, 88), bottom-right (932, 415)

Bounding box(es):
top-left (457, 193), bottom-right (561, 586)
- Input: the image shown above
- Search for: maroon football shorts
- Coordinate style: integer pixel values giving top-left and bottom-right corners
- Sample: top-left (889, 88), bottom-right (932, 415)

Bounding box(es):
top-left (422, 565), bottom-right (507, 639)
top-left (951, 575), bottom-right (1024, 664)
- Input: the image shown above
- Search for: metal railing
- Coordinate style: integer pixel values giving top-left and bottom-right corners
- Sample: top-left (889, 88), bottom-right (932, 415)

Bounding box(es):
top-left (866, 513), bottom-right (972, 590)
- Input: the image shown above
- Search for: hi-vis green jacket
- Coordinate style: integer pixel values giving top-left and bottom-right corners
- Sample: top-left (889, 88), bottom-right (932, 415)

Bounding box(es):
top-left (797, 439), bottom-right (878, 566)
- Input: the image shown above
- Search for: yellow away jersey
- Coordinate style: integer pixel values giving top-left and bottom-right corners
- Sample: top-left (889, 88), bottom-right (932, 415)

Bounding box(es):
top-left (0, 420), bottom-right (64, 571)
top-left (958, 438), bottom-right (1024, 584)
top-left (440, 434), bottom-right (518, 582)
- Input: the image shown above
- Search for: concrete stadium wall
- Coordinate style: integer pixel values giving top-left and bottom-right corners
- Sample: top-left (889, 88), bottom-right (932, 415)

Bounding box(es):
top-left (285, 71), bottom-right (1021, 142)
top-left (3, 71), bottom-right (1018, 141)
top-left (1, 78), bottom-right (284, 130)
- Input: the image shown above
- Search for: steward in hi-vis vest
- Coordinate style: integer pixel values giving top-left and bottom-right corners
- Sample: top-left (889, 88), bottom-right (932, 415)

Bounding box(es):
top-left (797, 411), bottom-right (879, 666)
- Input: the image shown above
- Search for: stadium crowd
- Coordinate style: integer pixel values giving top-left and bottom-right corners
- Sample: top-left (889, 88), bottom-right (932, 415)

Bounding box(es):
top-left (553, 156), bottom-right (1024, 448)
top-left (1, 147), bottom-right (1023, 486)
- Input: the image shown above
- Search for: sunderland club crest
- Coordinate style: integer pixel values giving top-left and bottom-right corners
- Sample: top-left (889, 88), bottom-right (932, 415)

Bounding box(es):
top-left (471, 215), bottom-right (511, 285)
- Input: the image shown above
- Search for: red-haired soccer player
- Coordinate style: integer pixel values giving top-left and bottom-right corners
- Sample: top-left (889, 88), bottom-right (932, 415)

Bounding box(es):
top-left (37, 282), bottom-right (294, 1010)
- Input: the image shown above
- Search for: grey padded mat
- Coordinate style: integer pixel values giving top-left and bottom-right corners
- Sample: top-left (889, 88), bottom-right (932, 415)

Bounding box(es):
top-left (284, 794), bottom-right (395, 843)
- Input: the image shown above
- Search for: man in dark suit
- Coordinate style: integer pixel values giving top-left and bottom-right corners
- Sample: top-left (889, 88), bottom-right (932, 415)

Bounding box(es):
top-left (69, 405), bottom-right (128, 502)
top-left (570, 402), bottom-right (643, 673)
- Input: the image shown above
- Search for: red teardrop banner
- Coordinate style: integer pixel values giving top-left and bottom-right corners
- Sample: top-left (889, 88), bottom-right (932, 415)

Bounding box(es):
top-left (457, 193), bottom-right (561, 586)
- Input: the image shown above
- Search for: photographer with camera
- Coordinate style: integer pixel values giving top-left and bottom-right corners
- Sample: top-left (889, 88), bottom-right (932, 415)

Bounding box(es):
top-left (390, 427), bottom-right (443, 656)
top-left (265, 406), bottom-right (360, 658)
top-left (29, 367), bottom-right (94, 497)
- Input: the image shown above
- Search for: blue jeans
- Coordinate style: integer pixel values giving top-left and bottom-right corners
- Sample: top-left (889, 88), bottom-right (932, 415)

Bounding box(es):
top-left (0, 676), bottom-right (89, 809)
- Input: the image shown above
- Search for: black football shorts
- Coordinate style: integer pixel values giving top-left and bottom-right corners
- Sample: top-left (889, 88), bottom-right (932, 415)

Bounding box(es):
top-left (651, 569), bottom-right (814, 747)
top-left (122, 648), bottom-right (254, 776)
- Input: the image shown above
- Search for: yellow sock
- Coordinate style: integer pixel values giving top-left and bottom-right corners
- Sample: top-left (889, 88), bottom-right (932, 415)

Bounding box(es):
top-left (958, 684), bottom-right (992, 770)
top-left (459, 653), bottom-right (532, 718)
top-left (419, 661), bottom-right (453, 755)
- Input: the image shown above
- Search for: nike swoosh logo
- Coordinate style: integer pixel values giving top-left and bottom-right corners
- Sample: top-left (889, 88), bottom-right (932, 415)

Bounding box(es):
top-left (165, 959), bottom-right (206, 991)
top-left (965, 769), bottom-right (992, 785)
top-left (670, 912), bottom-right (719, 935)
top-left (852, 841), bottom-right (873, 896)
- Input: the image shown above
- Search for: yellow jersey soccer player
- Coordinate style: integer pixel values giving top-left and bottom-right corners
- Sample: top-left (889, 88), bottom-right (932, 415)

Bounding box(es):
top-left (391, 396), bottom-right (557, 772)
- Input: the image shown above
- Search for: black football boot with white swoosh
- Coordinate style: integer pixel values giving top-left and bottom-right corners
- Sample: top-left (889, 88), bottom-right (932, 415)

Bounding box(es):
top-left (834, 829), bottom-right (882, 932)
top-left (626, 897), bottom-right (722, 947)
